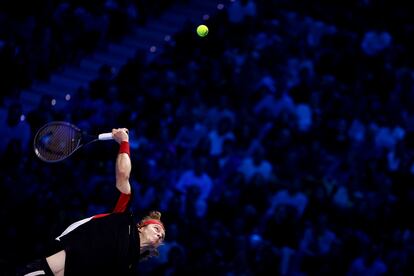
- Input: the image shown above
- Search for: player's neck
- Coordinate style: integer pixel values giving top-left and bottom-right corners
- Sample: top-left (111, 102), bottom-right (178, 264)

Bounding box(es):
top-left (138, 229), bottom-right (151, 253)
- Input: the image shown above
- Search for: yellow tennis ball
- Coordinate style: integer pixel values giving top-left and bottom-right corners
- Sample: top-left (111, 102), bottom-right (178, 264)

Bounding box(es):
top-left (196, 25), bottom-right (209, 37)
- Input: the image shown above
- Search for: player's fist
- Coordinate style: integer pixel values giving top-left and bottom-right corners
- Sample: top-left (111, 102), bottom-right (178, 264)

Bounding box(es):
top-left (112, 128), bottom-right (129, 143)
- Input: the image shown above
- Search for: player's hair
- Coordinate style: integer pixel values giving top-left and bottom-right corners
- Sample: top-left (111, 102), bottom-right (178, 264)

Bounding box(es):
top-left (138, 211), bottom-right (164, 228)
top-left (147, 211), bottom-right (162, 220)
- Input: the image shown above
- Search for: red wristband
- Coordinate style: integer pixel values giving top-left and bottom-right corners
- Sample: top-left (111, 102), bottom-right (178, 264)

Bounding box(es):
top-left (119, 141), bottom-right (130, 156)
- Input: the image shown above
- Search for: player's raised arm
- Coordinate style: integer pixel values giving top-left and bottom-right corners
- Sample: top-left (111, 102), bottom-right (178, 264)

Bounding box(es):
top-left (113, 128), bottom-right (131, 195)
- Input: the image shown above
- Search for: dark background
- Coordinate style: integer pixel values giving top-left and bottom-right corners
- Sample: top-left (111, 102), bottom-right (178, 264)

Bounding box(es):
top-left (2, 0), bottom-right (414, 275)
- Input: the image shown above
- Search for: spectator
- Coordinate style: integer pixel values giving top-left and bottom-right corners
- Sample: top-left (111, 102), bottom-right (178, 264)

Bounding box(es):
top-left (0, 103), bottom-right (31, 154)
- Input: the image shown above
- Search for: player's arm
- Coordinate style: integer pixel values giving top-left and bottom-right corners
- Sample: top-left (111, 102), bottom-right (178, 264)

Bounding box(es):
top-left (113, 128), bottom-right (131, 195)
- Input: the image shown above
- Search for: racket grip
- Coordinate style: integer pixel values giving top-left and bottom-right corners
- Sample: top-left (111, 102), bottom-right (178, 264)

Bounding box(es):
top-left (98, 133), bottom-right (114, 140)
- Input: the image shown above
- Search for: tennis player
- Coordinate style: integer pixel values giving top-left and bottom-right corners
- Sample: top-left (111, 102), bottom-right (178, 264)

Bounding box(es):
top-left (16, 128), bottom-right (165, 276)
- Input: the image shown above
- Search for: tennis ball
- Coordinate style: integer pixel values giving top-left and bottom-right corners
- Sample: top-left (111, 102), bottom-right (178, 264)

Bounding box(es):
top-left (196, 25), bottom-right (209, 37)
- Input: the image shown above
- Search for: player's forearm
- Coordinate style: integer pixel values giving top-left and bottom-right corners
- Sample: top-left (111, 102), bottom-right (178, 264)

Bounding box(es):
top-left (116, 153), bottom-right (131, 177)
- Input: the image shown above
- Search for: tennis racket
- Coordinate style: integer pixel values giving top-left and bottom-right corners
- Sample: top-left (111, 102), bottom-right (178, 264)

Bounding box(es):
top-left (33, 121), bottom-right (114, 162)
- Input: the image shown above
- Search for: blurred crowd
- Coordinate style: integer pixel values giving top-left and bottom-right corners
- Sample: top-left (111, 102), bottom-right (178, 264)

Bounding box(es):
top-left (0, 0), bottom-right (179, 103)
top-left (2, 0), bottom-right (414, 275)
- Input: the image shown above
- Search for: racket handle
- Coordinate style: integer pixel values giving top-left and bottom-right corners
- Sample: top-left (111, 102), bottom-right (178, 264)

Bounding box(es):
top-left (98, 133), bottom-right (114, 140)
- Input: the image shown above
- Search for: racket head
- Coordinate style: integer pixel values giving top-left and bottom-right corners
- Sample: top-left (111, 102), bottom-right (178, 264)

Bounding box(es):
top-left (33, 121), bottom-right (83, 162)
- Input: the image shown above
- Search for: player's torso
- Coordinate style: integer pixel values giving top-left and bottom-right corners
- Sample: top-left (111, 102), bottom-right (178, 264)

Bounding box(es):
top-left (60, 212), bottom-right (137, 275)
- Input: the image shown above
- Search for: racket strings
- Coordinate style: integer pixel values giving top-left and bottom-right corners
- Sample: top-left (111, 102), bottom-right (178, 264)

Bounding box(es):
top-left (34, 124), bottom-right (81, 162)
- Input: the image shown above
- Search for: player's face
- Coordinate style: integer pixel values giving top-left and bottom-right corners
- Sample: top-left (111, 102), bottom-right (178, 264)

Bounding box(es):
top-left (143, 224), bottom-right (165, 247)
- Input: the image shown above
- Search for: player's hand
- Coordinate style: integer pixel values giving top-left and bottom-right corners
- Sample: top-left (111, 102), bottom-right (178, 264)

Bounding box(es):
top-left (112, 128), bottom-right (129, 144)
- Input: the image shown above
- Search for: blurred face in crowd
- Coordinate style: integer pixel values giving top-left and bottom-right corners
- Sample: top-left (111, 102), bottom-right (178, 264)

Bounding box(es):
top-left (139, 223), bottom-right (165, 248)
